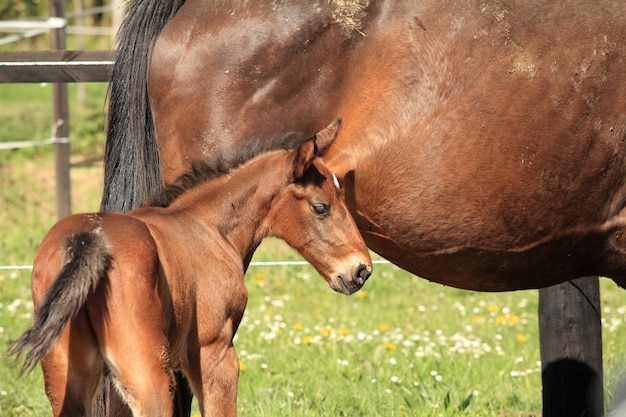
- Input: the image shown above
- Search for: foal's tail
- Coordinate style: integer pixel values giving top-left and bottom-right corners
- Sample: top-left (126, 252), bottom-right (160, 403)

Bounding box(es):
top-left (101, 0), bottom-right (186, 212)
top-left (7, 230), bottom-right (112, 375)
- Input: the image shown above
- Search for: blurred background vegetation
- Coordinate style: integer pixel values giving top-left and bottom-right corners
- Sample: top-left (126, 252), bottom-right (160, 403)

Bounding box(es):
top-left (0, 1), bottom-right (43, 20)
top-left (1, 0), bottom-right (108, 22)
top-left (0, 0), bottom-right (121, 52)
top-left (0, 0), bottom-right (119, 162)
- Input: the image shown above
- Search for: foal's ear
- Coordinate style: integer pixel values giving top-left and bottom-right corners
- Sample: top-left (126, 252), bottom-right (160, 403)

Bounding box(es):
top-left (291, 138), bottom-right (316, 181)
top-left (290, 117), bottom-right (342, 181)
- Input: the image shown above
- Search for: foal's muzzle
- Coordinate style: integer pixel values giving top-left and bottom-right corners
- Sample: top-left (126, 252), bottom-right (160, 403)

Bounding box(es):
top-left (335, 263), bottom-right (372, 295)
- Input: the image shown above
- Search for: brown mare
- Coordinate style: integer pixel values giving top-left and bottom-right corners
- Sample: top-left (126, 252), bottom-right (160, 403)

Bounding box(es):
top-left (9, 121), bottom-right (372, 417)
top-left (101, 0), bottom-right (626, 414)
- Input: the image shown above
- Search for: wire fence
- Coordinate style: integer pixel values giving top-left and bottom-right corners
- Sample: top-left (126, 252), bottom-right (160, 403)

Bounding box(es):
top-left (0, 118), bottom-right (70, 150)
top-left (0, 4), bottom-right (115, 150)
top-left (0, 260), bottom-right (392, 271)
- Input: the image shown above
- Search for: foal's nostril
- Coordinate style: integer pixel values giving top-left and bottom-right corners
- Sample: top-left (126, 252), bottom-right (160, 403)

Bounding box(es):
top-left (355, 264), bottom-right (371, 285)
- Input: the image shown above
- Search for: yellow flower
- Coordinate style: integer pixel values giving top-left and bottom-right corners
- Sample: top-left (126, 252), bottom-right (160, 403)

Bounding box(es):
top-left (379, 323), bottom-right (390, 331)
top-left (508, 314), bottom-right (520, 325)
top-left (383, 342), bottom-right (397, 350)
top-left (338, 327), bottom-right (350, 335)
top-left (357, 291), bottom-right (368, 300)
top-left (487, 304), bottom-right (500, 313)
top-left (292, 323), bottom-right (304, 331)
top-left (495, 312), bottom-right (520, 325)
top-left (275, 279), bottom-right (283, 287)
top-left (516, 334), bottom-right (527, 343)
top-left (472, 316), bottom-right (484, 323)
top-left (239, 361), bottom-right (247, 371)
top-left (302, 335), bottom-right (313, 345)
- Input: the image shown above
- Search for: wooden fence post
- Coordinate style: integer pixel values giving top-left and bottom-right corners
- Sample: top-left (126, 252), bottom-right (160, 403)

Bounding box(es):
top-left (49, 0), bottom-right (71, 219)
top-left (539, 277), bottom-right (604, 417)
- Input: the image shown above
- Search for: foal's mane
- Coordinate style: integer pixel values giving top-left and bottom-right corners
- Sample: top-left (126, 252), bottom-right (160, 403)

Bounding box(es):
top-left (145, 132), bottom-right (308, 208)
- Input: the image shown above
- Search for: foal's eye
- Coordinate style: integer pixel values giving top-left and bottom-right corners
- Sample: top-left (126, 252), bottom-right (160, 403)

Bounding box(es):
top-left (311, 203), bottom-right (330, 216)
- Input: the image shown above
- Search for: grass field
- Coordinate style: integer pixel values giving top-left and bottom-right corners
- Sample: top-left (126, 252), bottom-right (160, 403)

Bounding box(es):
top-left (1, 84), bottom-right (626, 416)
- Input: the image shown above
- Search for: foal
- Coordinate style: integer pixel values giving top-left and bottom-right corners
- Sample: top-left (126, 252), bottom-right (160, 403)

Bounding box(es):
top-left (8, 119), bottom-right (372, 417)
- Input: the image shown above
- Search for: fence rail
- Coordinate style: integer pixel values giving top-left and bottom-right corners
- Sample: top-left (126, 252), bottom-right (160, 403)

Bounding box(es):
top-left (0, 50), bottom-right (113, 83)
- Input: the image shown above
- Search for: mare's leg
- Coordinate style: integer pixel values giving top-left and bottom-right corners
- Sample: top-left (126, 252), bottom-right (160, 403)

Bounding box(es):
top-left (40, 311), bottom-right (103, 417)
top-left (185, 344), bottom-right (240, 417)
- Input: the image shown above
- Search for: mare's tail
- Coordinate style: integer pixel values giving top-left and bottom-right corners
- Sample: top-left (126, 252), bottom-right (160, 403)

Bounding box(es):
top-left (7, 230), bottom-right (112, 375)
top-left (101, 0), bottom-right (187, 212)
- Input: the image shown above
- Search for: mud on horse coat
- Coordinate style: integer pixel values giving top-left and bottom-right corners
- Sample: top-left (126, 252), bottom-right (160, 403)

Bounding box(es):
top-left (9, 120), bottom-right (372, 417)
top-left (102, 0), bottom-right (626, 415)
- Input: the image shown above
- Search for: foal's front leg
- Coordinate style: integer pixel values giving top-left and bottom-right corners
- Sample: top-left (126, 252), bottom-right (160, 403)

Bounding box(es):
top-left (187, 343), bottom-right (240, 417)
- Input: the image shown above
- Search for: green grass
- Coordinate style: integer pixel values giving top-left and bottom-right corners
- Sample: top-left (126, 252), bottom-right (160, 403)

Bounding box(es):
top-left (1, 84), bottom-right (626, 416)
top-left (233, 260), bottom-right (544, 416)
top-left (4, 234), bottom-right (626, 416)
top-left (0, 82), bottom-right (107, 265)
top-left (0, 83), bottom-right (107, 161)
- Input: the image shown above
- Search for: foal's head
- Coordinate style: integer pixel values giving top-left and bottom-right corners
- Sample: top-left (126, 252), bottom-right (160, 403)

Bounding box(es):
top-left (267, 119), bottom-right (372, 295)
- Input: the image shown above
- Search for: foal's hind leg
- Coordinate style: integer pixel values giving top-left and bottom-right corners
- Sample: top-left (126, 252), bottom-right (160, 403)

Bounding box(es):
top-left (106, 346), bottom-right (175, 417)
top-left (40, 311), bottom-right (103, 417)
top-left (88, 271), bottom-right (175, 416)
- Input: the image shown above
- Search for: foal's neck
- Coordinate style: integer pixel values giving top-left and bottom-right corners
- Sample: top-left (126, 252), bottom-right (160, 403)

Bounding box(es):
top-left (172, 151), bottom-right (287, 259)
